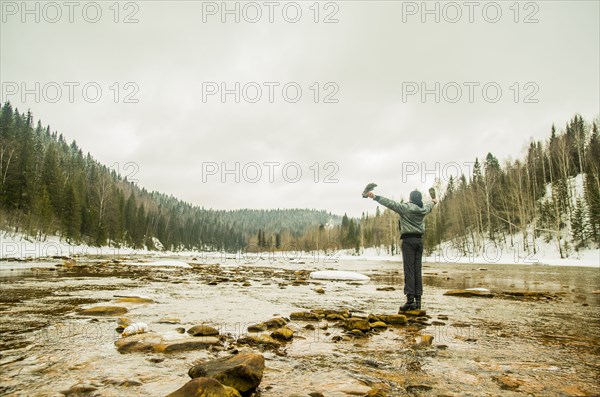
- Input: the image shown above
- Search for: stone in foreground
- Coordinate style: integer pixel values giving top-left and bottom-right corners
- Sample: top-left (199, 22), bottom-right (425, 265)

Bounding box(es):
top-left (166, 377), bottom-right (242, 397)
top-left (188, 353), bottom-right (265, 395)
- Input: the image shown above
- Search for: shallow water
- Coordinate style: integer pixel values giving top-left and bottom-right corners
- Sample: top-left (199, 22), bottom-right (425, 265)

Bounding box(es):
top-left (1, 256), bottom-right (599, 396)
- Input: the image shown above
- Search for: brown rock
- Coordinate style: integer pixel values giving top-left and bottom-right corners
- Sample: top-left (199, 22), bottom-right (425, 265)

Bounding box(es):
top-left (264, 317), bottom-right (287, 329)
top-left (290, 311), bottom-right (320, 321)
top-left (188, 353), bottom-right (265, 395)
top-left (271, 326), bottom-right (294, 341)
top-left (378, 314), bottom-right (407, 325)
top-left (344, 318), bottom-right (371, 332)
top-left (166, 377), bottom-right (242, 397)
top-left (188, 325), bottom-right (220, 337)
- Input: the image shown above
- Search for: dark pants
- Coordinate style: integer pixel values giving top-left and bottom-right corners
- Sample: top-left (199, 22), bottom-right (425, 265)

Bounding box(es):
top-left (401, 237), bottom-right (423, 297)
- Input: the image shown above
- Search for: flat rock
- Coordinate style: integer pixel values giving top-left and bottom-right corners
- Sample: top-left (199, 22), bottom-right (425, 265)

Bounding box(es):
top-left (188, 325), bottom-right (220, 337)
top-left (115, 332), bottom-right (219, 354)
top-left (444, 288), bottom-right (493, 298)
top-left (166, 377), bottom-right (242, 397)
top-left (188, 353), bottom-right (265, 395)
top-left (114, 297), bottom-right (155, 304)
top-left (158, 317), bottom-right (181, 324)
top-left (79, 306), bottom-right (128, 316)
top-left (378, 314), bottom-right (407, 324)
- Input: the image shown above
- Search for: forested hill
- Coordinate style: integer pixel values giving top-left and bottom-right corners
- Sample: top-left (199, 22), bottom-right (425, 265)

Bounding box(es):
top-left (353, 114), bottom-right (599, 259)
top-left (0, 102), bottom-right (339, 251)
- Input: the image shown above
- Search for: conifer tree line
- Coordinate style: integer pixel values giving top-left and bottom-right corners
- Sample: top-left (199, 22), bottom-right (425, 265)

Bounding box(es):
top-left (317, 114), bottom-right (598, 258)
top-left (0, 102), bottom-right (338, 252)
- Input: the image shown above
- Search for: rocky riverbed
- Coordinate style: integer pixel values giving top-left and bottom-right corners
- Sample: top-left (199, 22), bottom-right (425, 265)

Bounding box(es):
top-left (0, 255), bottom-right (599, 396)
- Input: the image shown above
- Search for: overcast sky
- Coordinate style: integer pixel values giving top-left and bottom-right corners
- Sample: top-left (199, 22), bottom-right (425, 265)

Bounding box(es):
top-left (1, 0), bottom-right (598, 217)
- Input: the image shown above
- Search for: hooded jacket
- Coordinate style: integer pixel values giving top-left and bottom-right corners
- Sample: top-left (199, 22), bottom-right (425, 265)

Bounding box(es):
top-left (374, 195), bottom-right (435, 238)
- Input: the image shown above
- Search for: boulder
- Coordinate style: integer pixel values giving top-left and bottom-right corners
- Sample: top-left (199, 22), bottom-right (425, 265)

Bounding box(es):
top-left (188, 325), bottom-right (220, 337)
top-left (188, 353), bottom-right (265, 395)
top-left (166, 377), bottom-right (242, 397)
top-left (79, 306), bottom-right (128, 316)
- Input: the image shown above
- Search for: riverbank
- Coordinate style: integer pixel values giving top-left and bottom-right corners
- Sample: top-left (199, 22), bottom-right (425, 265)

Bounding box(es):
top-left (1, 255), bottom-right (599, 396)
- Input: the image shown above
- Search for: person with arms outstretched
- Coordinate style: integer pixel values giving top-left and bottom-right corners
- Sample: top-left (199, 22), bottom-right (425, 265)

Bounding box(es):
top-left (367, 189), bottom-right (437, 312)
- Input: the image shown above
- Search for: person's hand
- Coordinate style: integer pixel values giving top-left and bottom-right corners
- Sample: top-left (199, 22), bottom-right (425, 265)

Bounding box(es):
top-left (433, 198), bottom-right (438, 204)
top-left (367, 191), bottom-right (375, 199)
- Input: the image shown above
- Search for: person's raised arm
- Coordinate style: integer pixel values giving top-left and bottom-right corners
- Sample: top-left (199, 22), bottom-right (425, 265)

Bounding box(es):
top-left (367, 191), bottom-right (405, 214)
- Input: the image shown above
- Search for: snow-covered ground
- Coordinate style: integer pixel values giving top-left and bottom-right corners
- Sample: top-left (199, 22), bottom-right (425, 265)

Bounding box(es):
top-left (1, 231), bottom-right (597, 268)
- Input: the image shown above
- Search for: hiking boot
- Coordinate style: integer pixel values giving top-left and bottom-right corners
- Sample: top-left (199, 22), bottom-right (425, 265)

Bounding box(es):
top-left (415, 296), bottom-right (422, 310)
top-left (399, 295), bottom-right (417, 312)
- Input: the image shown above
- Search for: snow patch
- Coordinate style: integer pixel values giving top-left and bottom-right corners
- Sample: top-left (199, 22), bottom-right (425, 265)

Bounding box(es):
top-left (310, 270), bottom-right (370, 281)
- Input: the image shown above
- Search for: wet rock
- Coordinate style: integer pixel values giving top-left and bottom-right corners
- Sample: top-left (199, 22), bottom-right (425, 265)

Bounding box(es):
top-left (404, 309), bottom-right (427, 316)
top-left (264, 317), bottom-right (287, 329)
top-left (308, 392), bottom-right (325, 397)
top-left (176, 327), bottom-right (186, 334)
top-left (376, 286), bottom-right (396, 291)
top-left (444, 288), bottom-right (493, 298)
top-left (115, 332), bottom-right (219, 354)
top-left (419, 334), bottom-right (434, 346)
top-left (312, 309), bottom-right (350, 318)
top-left (78, 305), bottom-right (128, 316)
top-left (242, 281), bottom-right (251, 287)
top-left (370, 321), bottom-right (388, 329)
top-left (247, 323), bottom-right (267, 332)
top-left (236, 335), bottom-right (281, 350)
top-left (314, 288), bottom-right (325, 294)
top-left (122, 322), bottom-right (149, 337)
top-left (188, 353), bottom-right (265, 395)
top-left (378, 314), bottom-right (407, 325)
top-left (271, 326), bottom-right (294, 341)
top-left (325, 313), bottom-right (347, 321)
top-left (343, 318), bottom-right (371, 332)
top-left (159, 317), bottom-right (181, 324)
top-left (304, 324), bottom-right (316, 330)
top-left (166, 377), bottom-right (242, 397)
top-left (188, 324), bottom-right (220, 337)
top-left (349, 329), bottom-right (366, 337)
top-left (158, 338), bottom-right (221, 353)
top-left (290, 311), bottom-right (320, 321)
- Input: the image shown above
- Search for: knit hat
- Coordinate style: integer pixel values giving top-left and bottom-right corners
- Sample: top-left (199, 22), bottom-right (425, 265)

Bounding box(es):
top-left (409, 190), bottom-right (423, 208)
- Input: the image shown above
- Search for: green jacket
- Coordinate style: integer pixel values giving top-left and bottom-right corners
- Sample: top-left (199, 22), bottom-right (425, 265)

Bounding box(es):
top-left (374, 195), bottom-right (435, 237)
